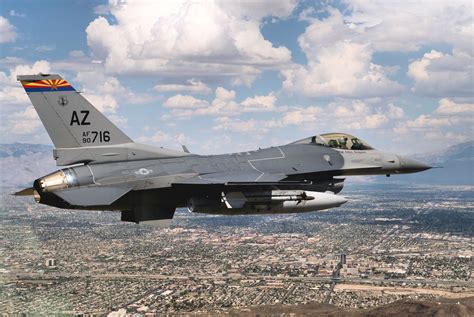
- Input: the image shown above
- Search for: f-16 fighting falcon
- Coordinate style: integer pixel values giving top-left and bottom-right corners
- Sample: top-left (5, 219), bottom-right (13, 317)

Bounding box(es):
top-left (15, 74), bottom-right (432, 226)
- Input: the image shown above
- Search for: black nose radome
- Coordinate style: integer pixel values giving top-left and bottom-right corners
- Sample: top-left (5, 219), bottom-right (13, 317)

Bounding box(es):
top-left (398, 156), bottom-right (432, 173)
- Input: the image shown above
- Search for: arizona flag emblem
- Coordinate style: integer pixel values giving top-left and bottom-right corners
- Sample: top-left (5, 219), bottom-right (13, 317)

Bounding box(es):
top-left (21, 79), bottom-right (75, 92)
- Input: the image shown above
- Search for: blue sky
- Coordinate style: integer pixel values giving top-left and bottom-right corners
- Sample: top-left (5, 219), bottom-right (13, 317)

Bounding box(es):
top-left (1, 0), bottom-right (472, 155)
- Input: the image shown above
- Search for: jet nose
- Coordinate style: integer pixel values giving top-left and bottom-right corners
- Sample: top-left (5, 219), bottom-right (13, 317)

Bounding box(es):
top-left (397, 156), bottom-right (432, 173)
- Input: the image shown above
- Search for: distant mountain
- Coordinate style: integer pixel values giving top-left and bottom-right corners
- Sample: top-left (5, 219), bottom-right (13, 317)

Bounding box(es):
top-left (224, 296), bottom-right (474, 317)
top-left (0, 143), bottom-right (55, 189)
top-left (405, 140), bottom-right (474, 185)
top-left (0, 143), bottom-right (52, 158)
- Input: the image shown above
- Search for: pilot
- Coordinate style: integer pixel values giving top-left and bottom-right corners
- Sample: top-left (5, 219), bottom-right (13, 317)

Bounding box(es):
top-left (328, 139), bottom-right (339, 148)
top-left (351, 138), bottom-right (362, 150)
top-left (338, 137), bottom-right (348, 149)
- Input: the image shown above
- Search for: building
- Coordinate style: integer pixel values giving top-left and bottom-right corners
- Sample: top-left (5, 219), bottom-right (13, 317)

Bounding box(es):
top-left (340, 253), bottom-right (347, 265)
top-left (45, 258), bottom-right (57, 267)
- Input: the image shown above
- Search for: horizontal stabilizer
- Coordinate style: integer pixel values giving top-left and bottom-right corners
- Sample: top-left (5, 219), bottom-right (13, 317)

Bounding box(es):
top-left (55, 186), bottom-right (131, 206)
top-left (54, 142), bottom-right (191, 166)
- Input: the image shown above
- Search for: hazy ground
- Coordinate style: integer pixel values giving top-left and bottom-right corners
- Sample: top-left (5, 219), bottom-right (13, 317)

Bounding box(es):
top-left (0, 183), bottom-right (473, 315)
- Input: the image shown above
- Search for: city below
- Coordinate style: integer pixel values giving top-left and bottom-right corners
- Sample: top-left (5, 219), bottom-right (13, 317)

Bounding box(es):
top-left (0, 183), bottom-right (473, 315)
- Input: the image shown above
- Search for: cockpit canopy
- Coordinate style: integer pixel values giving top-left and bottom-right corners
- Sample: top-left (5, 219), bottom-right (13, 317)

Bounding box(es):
top-left (291, 133), bottom-right (374, 150)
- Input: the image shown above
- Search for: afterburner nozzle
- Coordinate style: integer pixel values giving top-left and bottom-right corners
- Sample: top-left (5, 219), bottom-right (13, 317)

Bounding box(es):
top-left (36, 169), bottom-right (78, 193)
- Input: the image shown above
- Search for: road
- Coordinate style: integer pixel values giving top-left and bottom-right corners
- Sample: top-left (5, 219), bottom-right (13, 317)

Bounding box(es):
top-left (4, 272), bottom-right (472, 288)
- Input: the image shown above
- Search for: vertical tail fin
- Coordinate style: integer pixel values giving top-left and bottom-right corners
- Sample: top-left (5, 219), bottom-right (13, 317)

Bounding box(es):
top-left (17, 74), bottom-right (132, 148)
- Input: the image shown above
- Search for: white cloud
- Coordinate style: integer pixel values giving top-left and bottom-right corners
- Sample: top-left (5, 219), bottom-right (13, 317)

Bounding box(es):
top-left (201, 134), bottom-right (232, 153)
top-left (135, 129), bottom-right (194, 150)
top-left (404, 115), bottom-right (456, 129)
top-left (386, 103), bottom-right (405, 119)
top-left (288, 101), bottom-right (404, 130)
top-left (162, 88), bottom-right (281, 119)
top-left (213, 117), bottom-right (280, 133)
top-left (1, 106), bottom-right (42, 135)
top-left (135, 130), bottom-right (172, 145)
top-left (394, 101), bottom-right (473, 139)
top-left (154, 79), bottom-right (211, 94)
top-left (284, 1), bottom-right (473, 99)
top-left (421, 131), bottom-right (469, 144)
top-left (68, 50), bottom-right (86, 58)
top-left (213, 99), bottom-right (406, 135)
top-left (435, 98), bottom-right (474, 115)
top-left (342, 1), bottom-right (473, 53)
top-left (75, 70), bottom-right (155, 110)
top-left (281, 106), bottom-right (323, 125)
top-left (321, 101), bottom-right (404, 130)
top-left (0, 16), bottom-right (17, 43)
top-left (282, 10), bottom-right (403, 98)
top-left (176, 133), bottom-right (193, 146)
top-left (3, 1), bottom-right (472, 155)
top-left (365, 113), bottom-right (388, 129)
top-left (215, 87), bottom-right (236, 102)
top-left (85, 0), bottom-right (295, 83)
top-left (35, 44), bottom-right (56, 52)
top-left (0, 84), bottom-right (30, 106)
top-left (73, 70), bottom-right (157, 127)
top-left (161, 87), bottom-right (237, 119)
top-left (218, 0), bottom-right (297, 20)
top-left (163, 94), bottom-right (209, 109)
top-left (0, 61), bottom-right (52, 142)
top-left (0, 60), bottom-right (51, 107)
top-left (392, 115), bottom-right (472, 153)
top-left (10, 60), bottom-right (51, 78)
top-left (0, 56), bottom-right (27, 66)
top-left (241, 94), bottom-right (277, 111)
top-left (344, 1), bottom-right (474, 100)
top-left (9, 10), bottom-right (26, 18)
top-left (207, 96), bottom-right (472, 155)
top-left (408, 49), bottom-right (473, 98)
top-left (197, 87), bottom-right (239, 115)
top-left (85, 94), bottom-right (119, 114)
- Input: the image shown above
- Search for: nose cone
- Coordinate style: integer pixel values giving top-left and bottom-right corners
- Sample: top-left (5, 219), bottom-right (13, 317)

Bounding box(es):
top-left (333, 195), bottom-right (349, 207)
top-left (318, 192), bottom-right (348, 207)
top-left (398, 156), bottom-right (432, 173)
top-left (307, 191), bottom-right (348, 210)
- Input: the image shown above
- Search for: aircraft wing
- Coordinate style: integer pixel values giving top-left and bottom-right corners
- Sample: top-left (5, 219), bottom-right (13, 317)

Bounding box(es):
top-left (172, 171), bottom-right (312, 187)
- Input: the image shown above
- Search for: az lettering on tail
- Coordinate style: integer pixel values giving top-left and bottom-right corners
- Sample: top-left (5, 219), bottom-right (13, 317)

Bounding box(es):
top-left (70, 110), bottom-right (91, 126)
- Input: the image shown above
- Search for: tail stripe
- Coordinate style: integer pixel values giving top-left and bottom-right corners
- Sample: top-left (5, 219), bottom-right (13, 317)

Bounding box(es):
top-left (21, 79), bottom-right (75, 92)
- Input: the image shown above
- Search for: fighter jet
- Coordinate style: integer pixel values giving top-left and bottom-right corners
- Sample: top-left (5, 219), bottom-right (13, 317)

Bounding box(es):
top-left (15, 74), bottom-right (431, 226)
